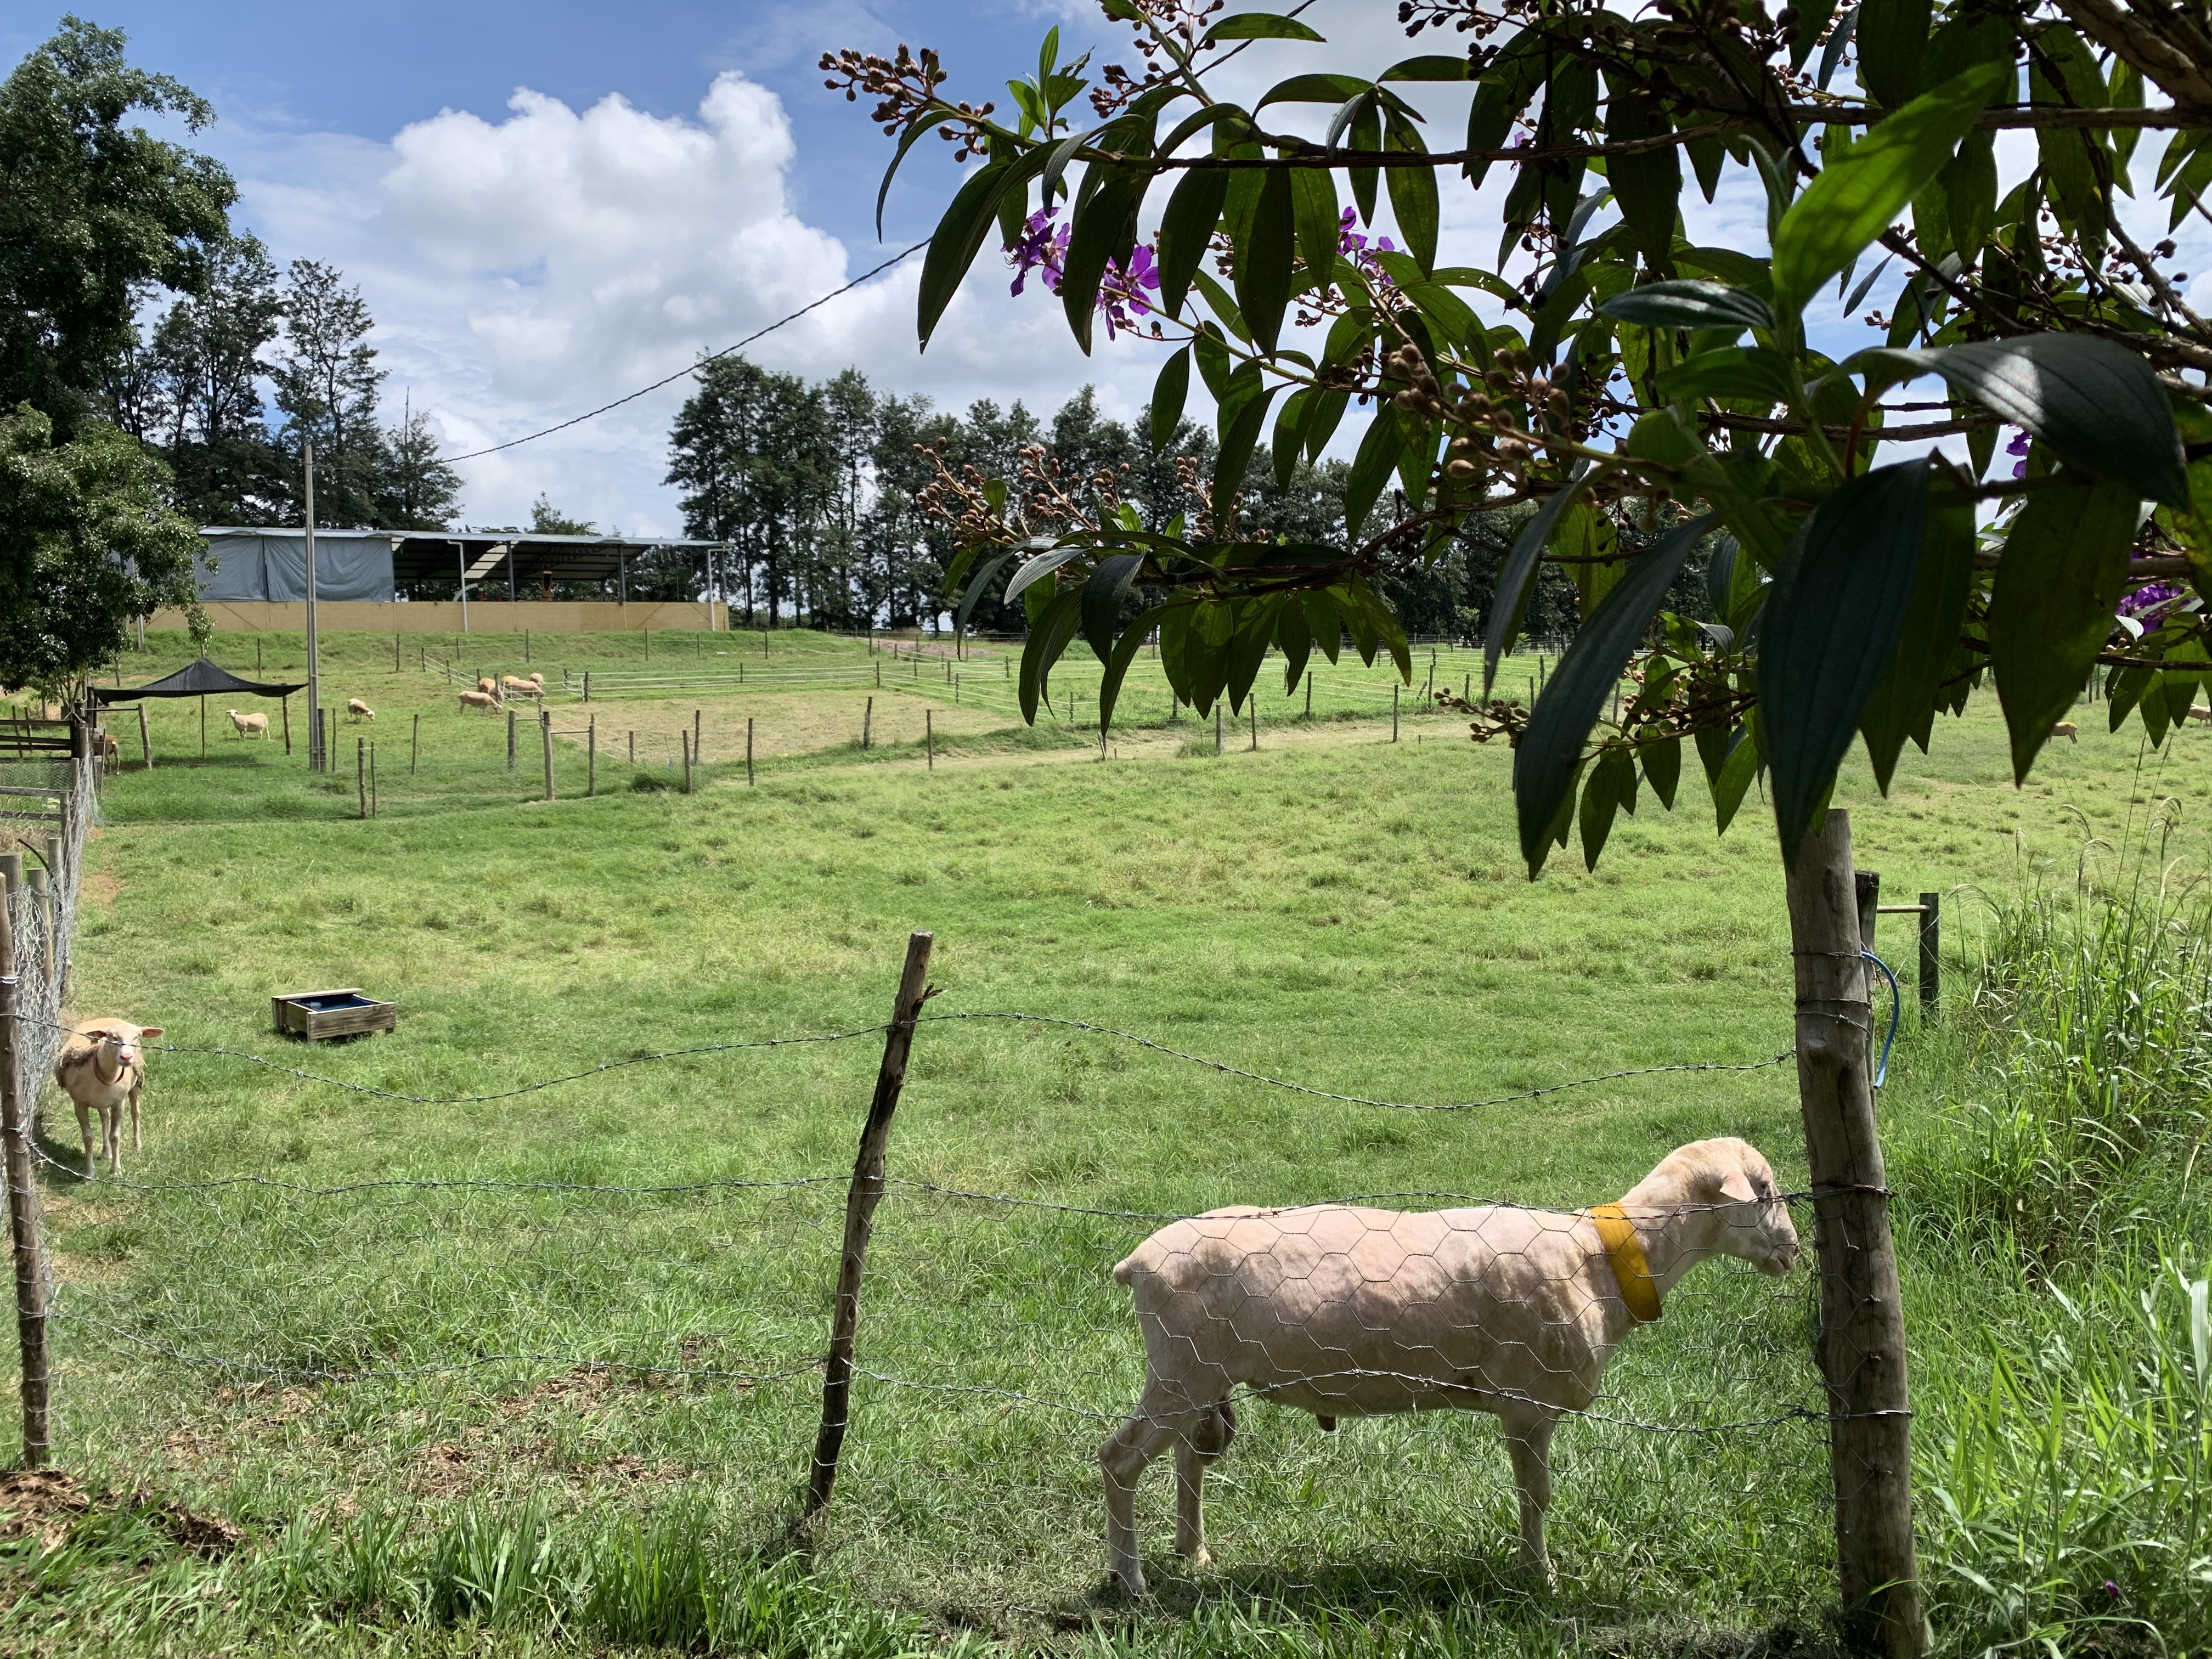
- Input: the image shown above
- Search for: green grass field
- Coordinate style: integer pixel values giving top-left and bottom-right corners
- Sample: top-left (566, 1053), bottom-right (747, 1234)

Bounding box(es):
top-left (4, 630), bottom-right (2209, 1656)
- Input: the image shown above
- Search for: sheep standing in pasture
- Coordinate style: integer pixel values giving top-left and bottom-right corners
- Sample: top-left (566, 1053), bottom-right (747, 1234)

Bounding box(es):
top-left (499, 673), bottom-right (545, 705)
top-left (2191, 703), bottom-right (2211, 725)
top-left (95, 730), bottom-right (120, 764)
top-left (459, 689), bottom-right (500, 715)
top-left (53, 1018), bottom-right (165, 1176)
top-left (227, 709), bottom-right (269, 738)
top-left (347, 698), bottom-right (374, 722)
top-left (1099, 1137), bottom-right (1799, 1593)
top-left (2052, 721), bottom-right (2078, 742)
top-left (476, 676), bottom-right (498, 696)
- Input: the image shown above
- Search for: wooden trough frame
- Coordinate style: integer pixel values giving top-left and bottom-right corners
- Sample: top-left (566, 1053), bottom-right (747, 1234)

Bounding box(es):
top-left (272, 988), bottom-right (396, 1041)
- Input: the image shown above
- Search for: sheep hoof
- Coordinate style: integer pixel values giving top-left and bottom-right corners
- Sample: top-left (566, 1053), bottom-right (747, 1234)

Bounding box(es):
top-left (1316, 1415), bottom-right (1337, 1432)
top-left (1108, 1569), bottom-right (1149, 1599)
top-left (1187, 1545), bottom-right (1213, 1568)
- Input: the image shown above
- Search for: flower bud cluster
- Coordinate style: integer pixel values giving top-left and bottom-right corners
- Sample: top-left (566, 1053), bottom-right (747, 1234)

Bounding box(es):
top-left (820, 45), bottom-right (994, 157)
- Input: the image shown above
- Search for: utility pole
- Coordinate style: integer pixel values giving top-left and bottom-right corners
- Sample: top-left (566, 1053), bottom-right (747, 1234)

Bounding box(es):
top-left (304, 442), bottom-right (320, 772)
top-left (456, 541), bottom-right (470, 635)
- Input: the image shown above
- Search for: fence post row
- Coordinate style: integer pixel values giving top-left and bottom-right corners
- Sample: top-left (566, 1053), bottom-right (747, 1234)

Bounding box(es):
top-left (806, 929), bottom-right (935, 1525)
top-left (0, 853), bottom-right (51, 1469)
top-left (1786, 812), bottom-right (1925, 1658)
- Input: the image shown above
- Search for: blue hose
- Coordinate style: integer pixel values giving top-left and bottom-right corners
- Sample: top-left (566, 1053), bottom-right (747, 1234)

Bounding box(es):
top-left (1861, 949), bottom-right (1900, 1088)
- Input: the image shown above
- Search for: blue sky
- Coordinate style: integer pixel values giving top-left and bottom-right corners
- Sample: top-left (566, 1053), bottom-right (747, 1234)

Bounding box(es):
top-left (8, 4), bottom-right (2201, 532)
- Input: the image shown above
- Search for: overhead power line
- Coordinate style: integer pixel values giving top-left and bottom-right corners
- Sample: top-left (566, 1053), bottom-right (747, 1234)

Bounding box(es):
top-left (442, 239), bottom-right (930, 464)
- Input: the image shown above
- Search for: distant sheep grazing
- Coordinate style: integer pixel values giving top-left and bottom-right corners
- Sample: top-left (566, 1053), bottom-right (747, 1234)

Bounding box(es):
top-left (227, 709), bottom-right (270, 738)
top-left (1099, 1137), bottom-right (1799, 1592)
top-left (476, 676), bottom-right (498, 696)
top-left (54, 1018), bottom-right (165, 1176)
top-left (347, 698), bottom-right (374, 722)
top-left (2190, 703), bottom-right (2211, 725)
top-left (2052, 721), bottom-right (2078, 742)
top-left (499, 674), bottom-right (545, 704)
top-left (459, 689), bottom-right (500, 715)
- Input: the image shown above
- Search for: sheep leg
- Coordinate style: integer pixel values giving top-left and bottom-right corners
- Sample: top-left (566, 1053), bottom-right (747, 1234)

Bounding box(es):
top-left (1173, 1399), bottom-right (1236, 1564)
top-left (130, 1080), bottom-right (144, 1153)
top-left (1500, 1406), bottom-right (1560, 1585)
top-left (103, 1105), bottom-right (122, 1177)
top-left (74, 1101), bottom-right (95, 1176)
top-left (1099, 1386), bottom-right (1183, 1596)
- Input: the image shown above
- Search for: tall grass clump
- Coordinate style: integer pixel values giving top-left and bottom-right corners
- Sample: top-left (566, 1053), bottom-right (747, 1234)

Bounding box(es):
top-left (1907, 833), bottom-right (2212, 1267)
top-left (1897, 816), bottom-right (2212, 1655)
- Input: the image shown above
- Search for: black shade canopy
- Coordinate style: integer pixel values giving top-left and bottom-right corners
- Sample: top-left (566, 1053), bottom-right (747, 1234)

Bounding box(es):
top-left (92, 657), bottom-right (305, 706)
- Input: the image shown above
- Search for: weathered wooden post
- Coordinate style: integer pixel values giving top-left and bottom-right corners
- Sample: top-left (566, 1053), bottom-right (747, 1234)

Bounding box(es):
top-left (747, 717), bottom-right (755, 787)
top-left (1786, 812), bottom-right (1925, 1658)
top-left (541, 710), bottom-right (554, 803)
top-left (1917, 894), bottom-right (1939, 1014)
top-left (0, 852), bottom-right (52, 1469)
top-left (369, 742), bottom-right (377, 817)
top-left (588, 716), bottom-right (596, 797)
top-left (924, 710), bottom-right (933, 770)
top-left (357, 738), bottom-right (367, 819)
top-left (507, 708), bottom-right (517, 772)
top-left (1214, 705), bottom-right (1222, 755)
top-left (1391, 684), bottom-right (1400, 742)
top-left (681, 730), bottom-right (692, 795)
top-left (864, 697), bottom-right (873, 751)
top-left (411, 713), bottom-right (420, 776)
top-left (137, 704), bottom-right (150, 770)
top-left (806, 930), bottom-right (934, 1526)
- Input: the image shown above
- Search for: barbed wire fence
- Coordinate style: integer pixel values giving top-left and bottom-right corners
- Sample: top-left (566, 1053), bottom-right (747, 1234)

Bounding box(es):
top-left (0, 890), bottom-right (1926, 1633)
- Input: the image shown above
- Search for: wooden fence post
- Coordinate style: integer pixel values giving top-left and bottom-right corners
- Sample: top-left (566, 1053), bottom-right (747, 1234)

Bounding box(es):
top-left (1786, 811), bottom-right (1925, 1658)
top-left (507, 708), bottom-right (517, 772)
top-left (541, 712), bottom-right (555, 802)
top-left (693, 709), bottom-right (702, 766)
top-left (1392, 684), bottom-right (1400, 742)
top-left (681, 730), bottom-right (691, 795)
top-left (1214, 706), bottom-right (1222, 755)
top-left (369, 743), bottom-right (377, 817)
top-left (357, 738), bottom-right (367, 819)
top-left (199, 695), bottom-right (206, 759)
top-left (747, 718), bottom-right (755, 787)
top-left (137, 704), bottom-right (150, 770)
top-left (806, 930), bottom-right (934, 1525)
top-left (0, 852), bottom-right (52, 1469)
top-left (925, 710), bottom-right (933, 770)
top-left (864, 697), bottom-right (872, 751)
top-left (588, 716), bottom-right (596, 798)
top-left (282, 696), bottom-right (291, 757)
top-left (411, 713), bottom-right (420, 776)
top-left (1918, 894), bottom-right (1939, 1014)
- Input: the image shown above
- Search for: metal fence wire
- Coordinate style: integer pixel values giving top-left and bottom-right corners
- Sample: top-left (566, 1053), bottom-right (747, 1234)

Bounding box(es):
top-left (8, 978), bottom-right (1846, 1631)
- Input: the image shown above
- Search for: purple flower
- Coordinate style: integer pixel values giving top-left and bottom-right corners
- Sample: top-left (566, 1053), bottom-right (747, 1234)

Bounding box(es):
top-left (1335, 207), bottom-right (1398, 287)
top-left (1008, 208), bottom-right (1069, 298)
top-left (2005, 427), bottom-right (2032, 479)
top-left (2119, 580), bottom-right (2185, 620)
top-left (2104, 1580), bottom-right (2123, 1601)
top-left (1099, 243), bottom-right (1161, 339)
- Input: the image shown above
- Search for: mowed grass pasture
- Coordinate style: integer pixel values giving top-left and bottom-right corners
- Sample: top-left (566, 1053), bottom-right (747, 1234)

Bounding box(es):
top-left (5, 629), bottom-right (2210, 1657)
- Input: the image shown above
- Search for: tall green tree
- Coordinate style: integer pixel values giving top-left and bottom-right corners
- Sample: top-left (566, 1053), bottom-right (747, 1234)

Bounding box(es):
top-left (0, 403), bottom-right (204, 690)
top-left (0, 18), bottom-right (233, 437)
top-left (270, 259), bottom-right (385, 526)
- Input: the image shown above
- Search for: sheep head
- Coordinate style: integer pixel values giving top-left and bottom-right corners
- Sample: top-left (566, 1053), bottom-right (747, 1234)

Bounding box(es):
top-left (82, 1022), bottom-right (162, 1079)
top-left (1636, 1137), bottom-right (1800, 1279)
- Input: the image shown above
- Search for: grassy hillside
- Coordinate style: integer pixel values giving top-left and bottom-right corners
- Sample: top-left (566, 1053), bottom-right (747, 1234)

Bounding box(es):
top-left (4, 633), bottom-right (2207, 1656)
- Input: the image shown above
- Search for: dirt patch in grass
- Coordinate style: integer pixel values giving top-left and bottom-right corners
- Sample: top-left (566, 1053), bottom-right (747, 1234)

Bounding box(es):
top-left (0, 1469), bottom-right (240, 1555)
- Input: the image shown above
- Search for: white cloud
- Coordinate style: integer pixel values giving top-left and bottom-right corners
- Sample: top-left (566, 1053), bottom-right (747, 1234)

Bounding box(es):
top-left (223, 69), bottom-right (1167, 533)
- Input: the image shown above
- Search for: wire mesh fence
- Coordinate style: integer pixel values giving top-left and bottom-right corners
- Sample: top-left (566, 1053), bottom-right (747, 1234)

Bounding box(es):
top-left (3, 967), bottom-right (1855, 1634)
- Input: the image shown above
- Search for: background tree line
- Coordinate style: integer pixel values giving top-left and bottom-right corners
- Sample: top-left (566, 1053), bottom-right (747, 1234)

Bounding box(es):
top-left (663, 356), bottom-right (1707, 639)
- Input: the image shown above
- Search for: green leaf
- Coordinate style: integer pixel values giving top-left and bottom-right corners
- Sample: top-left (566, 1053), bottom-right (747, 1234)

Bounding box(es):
top-left (1515, 514), bottom-right (1711, 876)
top-left (1711, 718), bottom-right (1762, 832)
top-left (1400, 281), bottom-right (1480, 351)
top-left (919, 151), bottom-right (1048, 349)
top-left (1272, 386), bottom-right (1315, 489)
top-left (878, 111), bottom-right (955, 238)
top-left (1305, 387), bottom-right (1350, 460)
top-left (1579, 747), bottom-right (1638, 870)
top-left (1063, 164), bottom-right (1152, 352)
top-left (1819, 5), bottom-right (1860, 91)
top-left (1988, 475), bottom-right (2140, 781)
top-left (954, 548), bottom-right (1017, 637)
top-left (1193, 326), bottom-right (1234, 400)
top-left (1857, 496), bottom-right (1973, 789)
top-left (1348, 98), bottom-right (1381, 225)
top-left (1943, 128), bottom-right (1997, 266)
top-left (1081, 552), bottom-right (1146, 662)
top-left (1792, 0), bottom-right (1841, 69)
top-left (1018, 587), bottom-right (1082, 723)
top-left (1005, 546), bottom-right (1084, 607)
top-left (1150, 347), bottom-right (1191, 453)
top-left (1276, 594), bottom-right (1313, 691)
top-left (1769, 58), bottom-right (2011, 321)
top-left (1758, 459), bottom-right (1932, 857)
top-left (1302, 591), bottom-right (1341, 664)
top-left (1599, 280), bottom-right (1774, 335)
top-left (1465, 32), bottom-right (1545, 189)
top-left (1204, 13), bottom-right (1326, 44)
top-left (1655, 346), bottom-right (1798, 407)
top-left (1384, 110), bottom-right (1438, 274)
top-left (1254, 74), bottom-right (1372, 111)
top-left (1344, 405), bottom-right (1406, 539)
top-left (1485, 481), bottom-right (1590, 692)
top-left (1642, 736), bottom-right (1683, 809)
top-left (1156, 168), bottom-right (1231, 319)
top-left (1224, 596), bottom-right (1282, 712)
top-left (1603, 79), bottom-right (1681, 264)
top-left (1856, 0), bottom-right (1931, 108)
top-left (1290, 166), bottom-right (1340, 279)
top-left (1098, 603), bottom-right (1171, 735)
top-left (1212, 368), bottom-right (1277, 530)
top-left (1871, 334), bottom-right (2187, 507)
top-left (1234, 166), bottom-right (1296, 353)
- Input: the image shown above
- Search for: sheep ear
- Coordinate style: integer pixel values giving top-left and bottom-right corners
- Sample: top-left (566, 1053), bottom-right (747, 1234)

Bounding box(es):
top-left (1717, 1170), bottom-right (1757, 1205)
top-left (138, 1028), bottom-right (163, 1040)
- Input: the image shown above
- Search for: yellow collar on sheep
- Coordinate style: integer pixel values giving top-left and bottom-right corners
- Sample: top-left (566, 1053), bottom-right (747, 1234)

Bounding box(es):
top-left (1590, 1203), bottom-right (1663, 1324)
